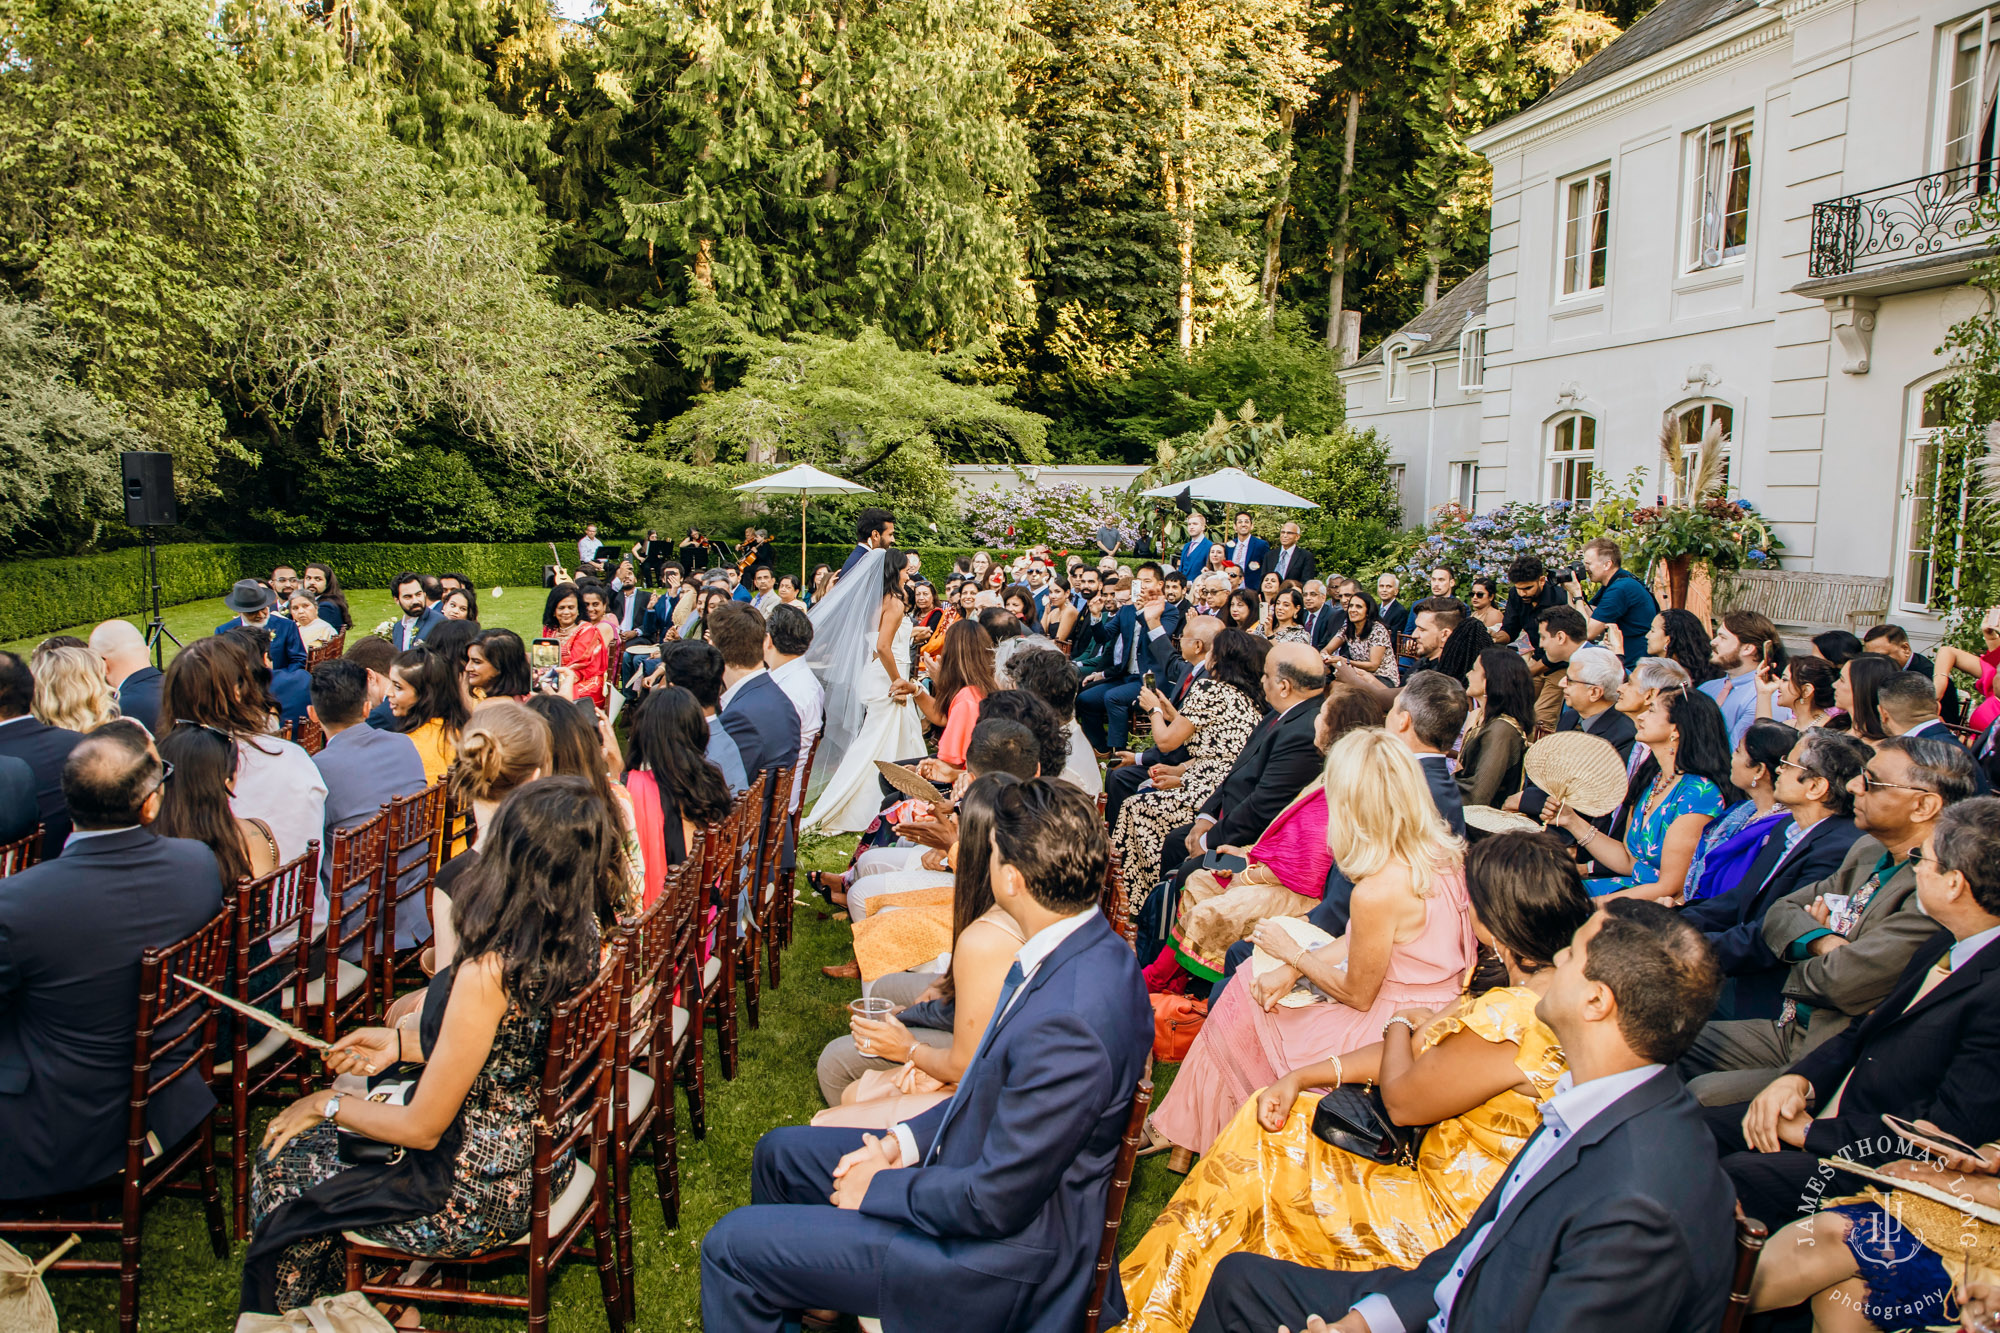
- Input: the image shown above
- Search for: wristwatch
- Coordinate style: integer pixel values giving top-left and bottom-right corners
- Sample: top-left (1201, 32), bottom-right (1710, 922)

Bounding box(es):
top-left (321, 1092), bottom-right (343, 1123)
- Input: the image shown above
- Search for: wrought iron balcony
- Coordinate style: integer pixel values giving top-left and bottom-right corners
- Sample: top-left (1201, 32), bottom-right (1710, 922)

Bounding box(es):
top-left (1809, 161), bottom-right (2000, 278)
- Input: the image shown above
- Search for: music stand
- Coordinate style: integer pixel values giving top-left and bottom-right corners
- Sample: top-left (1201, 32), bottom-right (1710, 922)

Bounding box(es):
top-left (141, 530), bottom-right (182, 669)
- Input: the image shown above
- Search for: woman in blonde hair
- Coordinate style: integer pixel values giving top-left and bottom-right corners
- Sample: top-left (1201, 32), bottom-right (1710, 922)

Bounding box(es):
top-left (1148, 728), bottom-right (1476, 1163)
top-left (429, 700), bottom-right (551, 972)
top-left (32, 645), bottom-right (118, 733)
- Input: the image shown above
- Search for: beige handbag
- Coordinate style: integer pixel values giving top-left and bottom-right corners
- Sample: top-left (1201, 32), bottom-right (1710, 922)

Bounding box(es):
top-left (234, 1292), bottom-right (396, 1333)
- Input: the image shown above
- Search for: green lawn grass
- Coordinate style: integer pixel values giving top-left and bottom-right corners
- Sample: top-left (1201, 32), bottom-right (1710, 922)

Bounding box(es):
top-left (41, 828), bottom-right (1188, 1331)
top-left (2, 588), bottom-right (554, 663)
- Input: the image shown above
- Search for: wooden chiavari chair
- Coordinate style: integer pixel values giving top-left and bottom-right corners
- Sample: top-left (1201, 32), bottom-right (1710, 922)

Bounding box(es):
top-left (342, 948), bottom-right (628, 1333)
top-left (287, 712), bottom-right (325, 755)
top-left (777, 733), bottom-right (823, 952)
top-left (747, 764), bottom-right (796, 1000)
top-left (218, 845), bottom-right (321, 1237)
top-left (372, 782), bottom-right (446, 1019)
top-left (1081, 1080), bottom-right (1154, 1333)
top-left (0, 909), bottom-right (234, 1333)
top-left (317, 811), bottom-right (387, 1042)
top-left (0, 822), bottom-right (43, 878)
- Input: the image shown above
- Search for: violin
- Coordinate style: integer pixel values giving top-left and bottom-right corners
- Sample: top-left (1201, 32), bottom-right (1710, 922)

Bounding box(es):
top-left (736, 527), bottom-right (760, 573)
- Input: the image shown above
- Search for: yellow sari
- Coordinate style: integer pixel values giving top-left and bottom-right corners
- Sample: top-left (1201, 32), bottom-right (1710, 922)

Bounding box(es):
top-left (1114, 985), bottom-right (1566, 1333)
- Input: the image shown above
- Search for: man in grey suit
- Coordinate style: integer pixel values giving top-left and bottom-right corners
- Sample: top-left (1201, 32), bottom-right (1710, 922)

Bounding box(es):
top-left (308, 661), bottom-right (428, 952)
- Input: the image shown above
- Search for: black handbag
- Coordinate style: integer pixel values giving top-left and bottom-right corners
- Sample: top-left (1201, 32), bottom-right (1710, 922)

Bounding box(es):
top-left (336, 1073), bottom-right (418, 1166)
top-left (1309, 1084), bottom-right (1425, 1165)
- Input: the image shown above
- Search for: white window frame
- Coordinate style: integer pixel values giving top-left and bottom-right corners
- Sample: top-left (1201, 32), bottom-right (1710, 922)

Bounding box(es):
top-left (1558, 168), bottom-right (1611, 297)
top-left (1386, 343), bottom-right (1409, 403)
top-left (1684, 115), bottom-right (1754, 272)
top-left (1937, 8), bottom-right (2000, 183)
top-left (1895, 380), bottom-right (1968, 614)
top-left (1457, 323), bottom-right (1487, 392)
top-left (1387, 463), bottom-right (1408, 505)
top-left (1450, 461), bottom-right (1481, 511)
top-left (1668, 399), bottom-right (1737, 499)
top-left (1545, 413), bottom-right (1597, 502)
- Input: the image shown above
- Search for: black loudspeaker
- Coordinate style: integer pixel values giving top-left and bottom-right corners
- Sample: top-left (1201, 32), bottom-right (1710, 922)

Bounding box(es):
top-left (121, 452), bottom-right (178, 527)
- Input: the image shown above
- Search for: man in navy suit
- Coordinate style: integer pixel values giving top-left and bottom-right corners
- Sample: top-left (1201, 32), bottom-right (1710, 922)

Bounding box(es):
top-left (1221, 511), bottom-right (1270, 583)
top-left (1680, 728), bottom-right (1869, 1020)
top-left (1707, 796), bottom-right (2000, 1231)
top-left (308, 661), bottom-right (429, 951)
top-left (1192, 900), bottom-right (1736, 1333)
top-left (1076, 562), bottom-right (1183, 754)
top-left (386, 572), bottom-right (445, 651)
top-left (0, 722), bottom-right (226, 1201)
top-left (701, 778), bottom-right (1151, 1332)
top-left (1173, 511), bottom-right (1214, 583)
top-left (1878, 670), bottom-right (1991, 793)
top-left (708, 603), bottom-right (802, 780)
top-left (91, 618), bottom-right (163, 736)
top-left (0, 651), bottom-right (80, 860)
top-left (215, 579), bottom-right (311, 722)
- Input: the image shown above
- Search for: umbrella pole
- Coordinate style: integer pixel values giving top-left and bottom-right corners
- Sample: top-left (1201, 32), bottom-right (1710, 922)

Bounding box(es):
top-left (801, 493), bottom-right (808, 586)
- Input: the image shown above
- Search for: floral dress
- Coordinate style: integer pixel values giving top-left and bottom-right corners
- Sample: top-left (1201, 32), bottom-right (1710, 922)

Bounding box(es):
top-left (1111, 679), bottom-right (1263, 903)
top-left (1116, 985), bottom-right (1567, 1333)
top-left (1335, 619), bottom-right (1400, 686)
top-left (1584, 773), bottom-right (1726, 897)
top-left (249, 993), bottom-right (569, 1310)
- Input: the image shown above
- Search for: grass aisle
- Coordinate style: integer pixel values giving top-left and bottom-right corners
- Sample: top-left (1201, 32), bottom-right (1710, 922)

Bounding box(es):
top-left (47, 830), bottom-right (1187, 1331)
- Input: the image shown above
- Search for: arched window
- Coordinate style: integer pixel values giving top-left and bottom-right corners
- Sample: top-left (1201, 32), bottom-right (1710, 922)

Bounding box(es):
top-left (1671, 400), bottom-right (1735, 496)
top-left (1546, 414), bottom-right (1596, 502)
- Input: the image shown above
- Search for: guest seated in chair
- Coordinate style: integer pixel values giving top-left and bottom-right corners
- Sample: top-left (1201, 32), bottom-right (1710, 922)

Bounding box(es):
top-left (1187, 899), bottom-right (1737, 1333)
top-left (700, 780), bottom-right (1152, 1333)
top-left (1119, 831), bottom-right (1592, 1333)
top-left (0, 722), bottom-right (226, 1204)
top-left (240, 777), bottom-right (625, 1316)
top-left (1147, 729), bottom-right (1476, 1164)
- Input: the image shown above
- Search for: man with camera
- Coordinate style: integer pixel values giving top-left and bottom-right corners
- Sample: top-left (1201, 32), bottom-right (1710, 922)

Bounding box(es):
top-left (1562, 538), bottom-right (1657, 670)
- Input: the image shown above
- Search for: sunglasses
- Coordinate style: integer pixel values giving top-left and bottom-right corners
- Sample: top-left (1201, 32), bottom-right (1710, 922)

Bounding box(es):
top-left (143, 759), bottom-right (176, 798)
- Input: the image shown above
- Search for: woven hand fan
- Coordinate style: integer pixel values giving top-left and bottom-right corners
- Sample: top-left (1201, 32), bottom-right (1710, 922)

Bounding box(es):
top-left (0, 1234), bottom-right (79, 1333)
top-left (1524, 730), bottom-right (1629, 818)
top-left (875, 760), bottom-right (948, 806)
top-left (1461, 805), bottom-right (1545, 836)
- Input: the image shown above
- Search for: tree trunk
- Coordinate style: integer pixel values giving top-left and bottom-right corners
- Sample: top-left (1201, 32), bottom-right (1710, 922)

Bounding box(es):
top-left (1259, 101), bottom-right (1296, 329)
top-left (1325, 90), bottom-right (1361, 353)
top-left (1423, 248), bottom-right (1440, 307)
top-left (1165, 92), bottom-right (1197, 355)
top-left (694, 238), bottom-right (716, 393)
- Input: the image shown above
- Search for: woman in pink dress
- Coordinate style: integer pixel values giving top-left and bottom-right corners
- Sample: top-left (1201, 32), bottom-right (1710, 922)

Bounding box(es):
top-left (1149, 729), bottom-right (1475, 1164)
top-left (1932, 605), bottom-right (2000, 734)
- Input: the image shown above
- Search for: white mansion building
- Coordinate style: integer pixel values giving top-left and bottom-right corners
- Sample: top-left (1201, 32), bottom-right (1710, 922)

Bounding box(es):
top-left (1340, 0), bottom-right (2000, 629)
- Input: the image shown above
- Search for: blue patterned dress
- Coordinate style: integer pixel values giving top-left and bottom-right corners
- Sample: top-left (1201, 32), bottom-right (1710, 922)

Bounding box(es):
top-left (1584, 774), bottom-right (1726, 897)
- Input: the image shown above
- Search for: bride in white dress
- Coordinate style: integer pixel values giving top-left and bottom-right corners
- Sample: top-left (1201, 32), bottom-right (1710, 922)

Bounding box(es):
top-left (801, 547), bottom-right (926, 833)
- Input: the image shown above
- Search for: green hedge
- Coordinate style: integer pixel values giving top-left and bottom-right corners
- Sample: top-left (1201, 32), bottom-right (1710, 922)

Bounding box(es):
top-left (0, 540), bottom-right (1125, 641)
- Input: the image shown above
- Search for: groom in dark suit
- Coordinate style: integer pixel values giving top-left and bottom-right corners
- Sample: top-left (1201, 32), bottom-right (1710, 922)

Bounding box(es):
top-left (701, 779), bottom-right (1152, 1332)
top-left (1192, 899), bottom-right (1737, 1333)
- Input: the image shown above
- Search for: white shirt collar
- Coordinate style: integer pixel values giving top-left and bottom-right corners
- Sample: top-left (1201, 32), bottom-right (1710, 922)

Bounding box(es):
top-left (1906, 718), bottom-right (1944, 739)
top-left (1015, 907), bottom-right (1100, 981)
top-left (1536, 1063), bottom-right (1664, 1138)
top-left (1951, 922), bottom-right (2000, 971)
top-left (719, 667), bottom-right (768, 711)
top-left (768, 655), bottom-right (807, 682)
top-left (66, 825), bottom-right (140, 844)
top-left (0, 714), bottom-right (30, 729)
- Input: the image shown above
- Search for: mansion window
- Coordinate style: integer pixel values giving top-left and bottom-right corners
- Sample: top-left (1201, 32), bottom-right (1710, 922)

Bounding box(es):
top-left (1672, 400), bottom-right (1735, 497)
top-left (1898, 384), bottom-right (1970, 613)
top-left (1450, 461), bottom-right (1481, 512)
top-left (1458, 325), bottom-right (1487, 391)
top-left (1546, 414), bottom-right (1596, 503)
top-left (1386, 344), bottom-right (1410, 402)
top-left (1685, 117), bottom-right (1753, 271)
top-left (1940, 9), bottom-right (2000, 191)
top-left (1559, 169), bottom-right (1610, 296)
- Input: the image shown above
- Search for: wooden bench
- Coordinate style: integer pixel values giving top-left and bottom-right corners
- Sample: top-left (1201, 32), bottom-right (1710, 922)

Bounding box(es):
top-left (1714, 570), bottom-right (1891, 637)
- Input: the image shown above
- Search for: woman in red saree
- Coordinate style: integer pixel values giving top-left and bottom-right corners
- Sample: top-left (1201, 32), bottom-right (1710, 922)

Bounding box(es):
top-left (543, 581), bottom-right (609, 710)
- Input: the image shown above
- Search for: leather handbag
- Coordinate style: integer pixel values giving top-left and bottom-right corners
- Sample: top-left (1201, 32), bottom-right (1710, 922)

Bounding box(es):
top-left (336, 1075), bottom-right (417, 1166)
top-left (1309, 1084), bottom-right (1425, 1165)
top-left (235, 1292), bottom-right (397, 1332)
top-left (1150, 993), bottom-right (1208, 1062)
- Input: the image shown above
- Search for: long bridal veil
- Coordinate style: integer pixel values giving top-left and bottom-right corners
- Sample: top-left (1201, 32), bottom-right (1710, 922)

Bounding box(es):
top-left (802, 546), bottom-right (887, 804)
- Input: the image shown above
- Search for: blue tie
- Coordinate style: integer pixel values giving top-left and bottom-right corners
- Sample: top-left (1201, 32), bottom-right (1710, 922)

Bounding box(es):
top-left (928, 961), bottom-right (1025, 1160)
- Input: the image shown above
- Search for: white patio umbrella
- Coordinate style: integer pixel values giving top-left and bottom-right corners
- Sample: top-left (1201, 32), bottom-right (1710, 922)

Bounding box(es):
top-left (733, 463), bottom-right (874, 579)
top-left (1140, 466), bottom-right (1318, 509)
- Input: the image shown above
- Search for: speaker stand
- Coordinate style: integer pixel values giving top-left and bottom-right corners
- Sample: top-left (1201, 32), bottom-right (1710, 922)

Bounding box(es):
top-left (141, 531), bottom-right (183, 669)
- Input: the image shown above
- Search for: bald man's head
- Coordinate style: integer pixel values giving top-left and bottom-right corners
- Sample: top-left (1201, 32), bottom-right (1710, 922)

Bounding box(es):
top-left (88, 619), bottom-right (150, 684)
top-left (1180, 613), bottom-right (1221, 661)
top-left (1264, 641), bottom-right (1329, 709)
top-left (63, 721), bottom-right (164, 829)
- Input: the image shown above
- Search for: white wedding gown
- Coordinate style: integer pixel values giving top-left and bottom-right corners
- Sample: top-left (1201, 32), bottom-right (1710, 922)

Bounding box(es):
top-left (801, 615), bottom-right (926, 833)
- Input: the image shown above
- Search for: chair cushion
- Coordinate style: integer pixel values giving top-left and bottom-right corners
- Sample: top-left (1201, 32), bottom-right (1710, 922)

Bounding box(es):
top-left (672, 1005), bottom-right (689, 1046)
top-left (342, 1160), bottom-right (596, 1249)
top-left (625, 1071), bottom-right (655, 1120)
top-left (702, 955), bottom-right (721, 987)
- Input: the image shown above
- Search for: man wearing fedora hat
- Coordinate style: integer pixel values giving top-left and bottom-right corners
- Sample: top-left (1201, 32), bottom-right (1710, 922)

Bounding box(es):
top-left (216, 579), bottom-right (311, 721)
